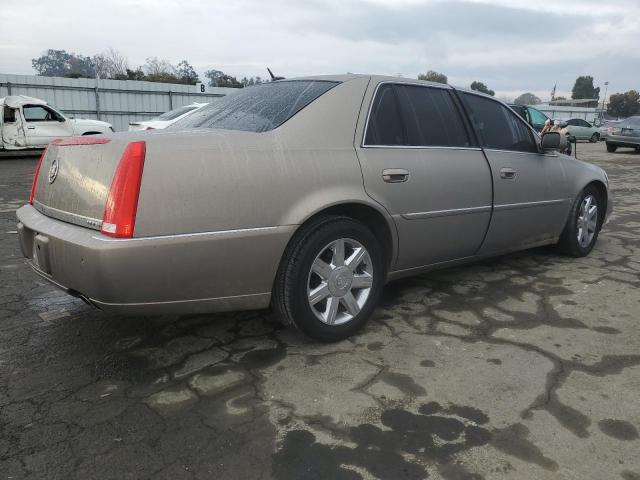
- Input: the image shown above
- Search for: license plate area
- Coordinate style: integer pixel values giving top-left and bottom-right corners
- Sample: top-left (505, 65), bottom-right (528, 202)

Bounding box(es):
top-left (621, 128), bottom-right (634, 136)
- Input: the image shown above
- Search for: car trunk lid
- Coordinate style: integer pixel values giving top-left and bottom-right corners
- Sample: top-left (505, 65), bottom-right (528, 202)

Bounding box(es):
top-left (31, 137), bottom-right (126, 230)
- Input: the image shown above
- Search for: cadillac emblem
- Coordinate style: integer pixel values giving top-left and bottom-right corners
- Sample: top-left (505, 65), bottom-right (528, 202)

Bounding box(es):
top-left (48, 158), bottom-right (59, 184)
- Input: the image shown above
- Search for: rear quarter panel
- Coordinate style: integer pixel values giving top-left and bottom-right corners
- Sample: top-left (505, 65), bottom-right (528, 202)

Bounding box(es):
top-left (133, 77), bottom-right (375, 237)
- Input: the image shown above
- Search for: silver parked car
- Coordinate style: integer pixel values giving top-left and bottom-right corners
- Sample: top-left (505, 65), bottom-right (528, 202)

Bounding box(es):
top-left (17, 75), bottom-right (612, 341)
top-left (564, 118), bottom-right (601, 142)
top-left (606, 116), bottom-right (640, 152)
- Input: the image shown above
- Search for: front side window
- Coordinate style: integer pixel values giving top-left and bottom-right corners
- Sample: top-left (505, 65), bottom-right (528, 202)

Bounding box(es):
top-left (579, 119), bottom-right (592, 127)
top-left (23, 105), bottom-right (62, 122)
top-left (395, 84), bottom-right (471, 147)
top-left (566, 119), bottom-right (579, 126)
top-left (170, 80), bottom-right (339, 133)
top-left (527, 107), bottom-right (548, 126)
top-left (364, 84), bottom-right (404, 146)
top-left (462, 93), bottom-right (538, 153)
top-left (23, 105), bottom-right (51, 122)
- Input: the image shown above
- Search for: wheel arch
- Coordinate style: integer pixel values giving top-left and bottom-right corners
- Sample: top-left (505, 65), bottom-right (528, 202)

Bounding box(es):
top-left (282, 201), bottom-right (398, 273)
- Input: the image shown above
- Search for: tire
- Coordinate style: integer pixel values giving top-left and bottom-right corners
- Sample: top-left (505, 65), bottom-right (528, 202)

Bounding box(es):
top-left (590, 133), bottom-right (599, 143)
top-left (555, 186), bottom-right (602, 257)
top-left (606, 143), bottom-right (617, 153)
top-left (273, 216), bottom-right (384, 342)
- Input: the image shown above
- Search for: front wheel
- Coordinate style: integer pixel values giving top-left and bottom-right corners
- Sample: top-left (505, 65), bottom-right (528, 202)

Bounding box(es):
top-left (606, 143), bottom-right (617, 153)
top-left (273, 217), bottom-right (384, 342)
top-left (590, 133), bottom-right (599, 143)
top-left (555, 187), bottom-right (602, 257)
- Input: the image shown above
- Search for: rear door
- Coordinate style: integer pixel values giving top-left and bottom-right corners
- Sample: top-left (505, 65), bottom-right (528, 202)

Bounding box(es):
top-left (355, 82), bottom-right (492, 271)
top-left (23, 105), bottom-right (72, 147)
top-left (459, 92), bottom-right (569, 254)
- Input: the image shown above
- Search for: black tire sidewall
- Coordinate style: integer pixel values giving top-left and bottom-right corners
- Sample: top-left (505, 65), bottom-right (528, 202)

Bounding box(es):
top-left (286, 219), bottom-right (384, 342)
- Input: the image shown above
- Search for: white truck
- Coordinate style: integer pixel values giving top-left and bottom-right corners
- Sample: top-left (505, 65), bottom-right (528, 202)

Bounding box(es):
top-left (1, 95), bottom-right (113, 151)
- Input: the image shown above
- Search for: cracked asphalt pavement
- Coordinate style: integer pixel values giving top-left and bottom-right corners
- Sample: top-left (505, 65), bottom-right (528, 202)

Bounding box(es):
top-left (1, 142), bottom-right (639, 479)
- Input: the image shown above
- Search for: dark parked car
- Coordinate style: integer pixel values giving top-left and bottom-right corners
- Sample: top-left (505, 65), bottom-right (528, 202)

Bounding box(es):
top-left (509, 104), bottom-right (550, 132)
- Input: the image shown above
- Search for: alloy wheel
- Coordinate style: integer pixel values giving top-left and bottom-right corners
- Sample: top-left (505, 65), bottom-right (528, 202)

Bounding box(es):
top-left (307, 238), bottom-right (374, 326)
top-left (577, 194), bottom-right (598, 248)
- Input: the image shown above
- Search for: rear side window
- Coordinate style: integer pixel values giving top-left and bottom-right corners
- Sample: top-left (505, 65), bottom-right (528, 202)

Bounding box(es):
top-left (395, 84), bottom-right (471, 147)
top-left (364, 84), bottom-right (404, 146)
top-left (170, 80), bottom-right (338, 133)
top-left (462, 93), bottom-right (538, 153)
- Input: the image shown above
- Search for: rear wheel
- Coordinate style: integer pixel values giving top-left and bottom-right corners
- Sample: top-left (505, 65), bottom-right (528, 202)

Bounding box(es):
top-left (606, 143), bottom-right (617, 153)
top-left (590, 133), bottom-right (599, 143)
top-left (273, 216), bottom-right (384, 342)
top-left (555, 186), bottom-right (602, 257)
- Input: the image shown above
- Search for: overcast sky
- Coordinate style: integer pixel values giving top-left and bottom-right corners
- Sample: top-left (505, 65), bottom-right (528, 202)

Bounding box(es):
top-left (1, 0), bottom-right (638, 101)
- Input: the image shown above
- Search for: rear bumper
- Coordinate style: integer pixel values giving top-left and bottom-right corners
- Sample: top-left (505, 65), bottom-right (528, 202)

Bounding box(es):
top-left (606, 135), bottom-right (640, 148)
top-left (16, 205), bottom-right (295, 315)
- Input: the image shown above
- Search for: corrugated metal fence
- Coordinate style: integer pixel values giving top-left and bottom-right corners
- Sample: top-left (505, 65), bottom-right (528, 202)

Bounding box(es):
top-left (0, 74), bottom-right (236, 131)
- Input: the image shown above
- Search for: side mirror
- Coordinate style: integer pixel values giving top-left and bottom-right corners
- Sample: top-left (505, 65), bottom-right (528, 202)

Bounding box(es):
top-left (541, 132), bottom-right (561, 152)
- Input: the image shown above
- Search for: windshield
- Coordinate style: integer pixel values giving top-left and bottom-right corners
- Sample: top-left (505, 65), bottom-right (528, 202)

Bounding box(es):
top-left (169, 80), bottom-right (339, 133)
top-left (156, 105), bottom-right (200, 121)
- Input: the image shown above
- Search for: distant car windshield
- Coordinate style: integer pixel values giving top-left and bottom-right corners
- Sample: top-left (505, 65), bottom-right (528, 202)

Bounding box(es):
top-left (156, 105), bottom-right (200, 121)
top-left (169, 80), bottom-right (339, 133)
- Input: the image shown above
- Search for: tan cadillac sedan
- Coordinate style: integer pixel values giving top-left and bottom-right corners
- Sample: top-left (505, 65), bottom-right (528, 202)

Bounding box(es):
top-left (17, 75), bottom-right (612, 341)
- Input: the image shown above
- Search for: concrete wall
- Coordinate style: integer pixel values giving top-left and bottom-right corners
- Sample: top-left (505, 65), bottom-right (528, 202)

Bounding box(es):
top-left (0, 74), bottom-right (237, 131)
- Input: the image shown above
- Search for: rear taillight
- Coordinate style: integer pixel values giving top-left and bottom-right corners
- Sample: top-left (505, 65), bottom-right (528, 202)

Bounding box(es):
top-left (101, 141), bottom-right (146, 238)
top-left (29, 146), bottom-right (49, 205)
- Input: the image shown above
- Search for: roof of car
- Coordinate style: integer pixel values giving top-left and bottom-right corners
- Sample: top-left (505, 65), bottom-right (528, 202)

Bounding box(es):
top-left (0, 95), bottom-right (48, 108)
top-left (281, 74), bottom-right (455, 90)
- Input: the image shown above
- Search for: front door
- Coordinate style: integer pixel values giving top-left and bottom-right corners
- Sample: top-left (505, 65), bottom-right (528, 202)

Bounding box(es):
top-left (22, 104), bottom-right (72, 147)
top-left (355, 82), bottom-right (493, 271)
top-left (459, 92), bottom-right (569, 254)
top-left (1, 106), bottom-right (26, 148)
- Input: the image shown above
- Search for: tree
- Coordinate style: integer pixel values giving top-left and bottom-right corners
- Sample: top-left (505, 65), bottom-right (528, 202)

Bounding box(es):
top-left (607, 90), bottom-right (640, 118)
top-left (113, 68), bottom-right (146, 81)
top-left (417, 70), bottom-right (448, 84)
top-left (470, 81), bottom-right (495, 96)
top-left (571, 76), bottom-right (600, 100)
top-left (205, 69), bottom-right (242, 88)
top-left (176, 60), bottom-right (200, 84)
top-left (513, 92), bottom-right (541, 105)
top-left (92, 48), bottom-right (128, 79)
top-left (143, 57), bottom-right (180, 83)
top-left (32, 49), bottom-right (95, 78)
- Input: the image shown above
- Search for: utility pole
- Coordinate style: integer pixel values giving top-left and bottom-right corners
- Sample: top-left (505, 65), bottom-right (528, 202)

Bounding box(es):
top-left (601, 81), bottom-right (609, 116)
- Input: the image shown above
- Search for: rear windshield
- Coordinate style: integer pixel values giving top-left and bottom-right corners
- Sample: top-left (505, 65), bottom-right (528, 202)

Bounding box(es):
top-left (156, 105), bottom-right (199, 121)
top-left (169, 80), bottom-right (339, 133)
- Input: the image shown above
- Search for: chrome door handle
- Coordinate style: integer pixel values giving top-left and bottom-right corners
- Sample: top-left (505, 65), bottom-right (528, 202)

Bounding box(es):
top-left (27, 126), bottom-right (36, 130)
top-left (500, 167), bottom-right (516, 179)
top-left (382, 168), bottom-right (409, 183)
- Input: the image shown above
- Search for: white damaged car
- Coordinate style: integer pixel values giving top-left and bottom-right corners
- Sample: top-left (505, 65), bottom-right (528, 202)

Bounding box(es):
top-left (1, 95), bottom-right (113, 150)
